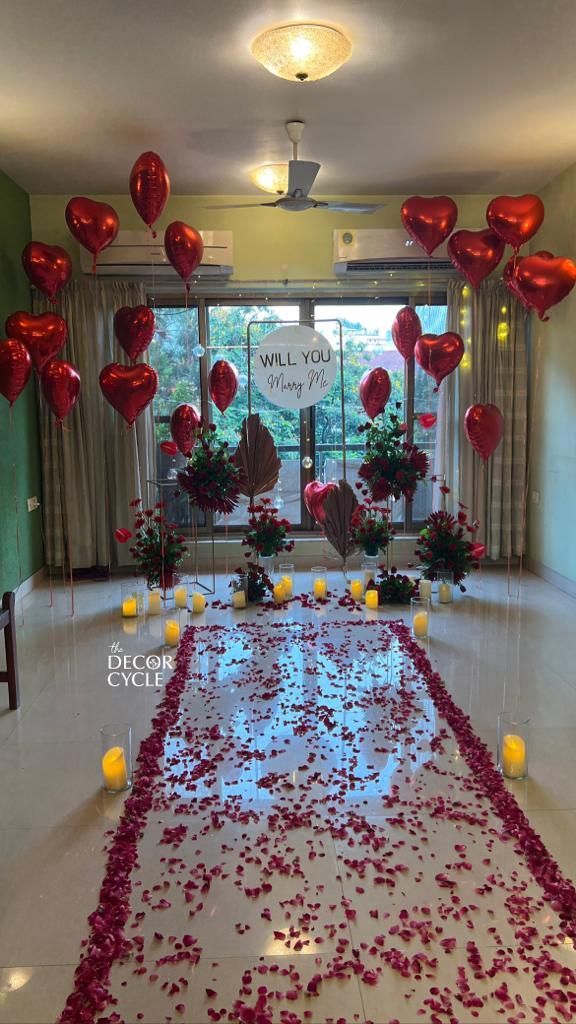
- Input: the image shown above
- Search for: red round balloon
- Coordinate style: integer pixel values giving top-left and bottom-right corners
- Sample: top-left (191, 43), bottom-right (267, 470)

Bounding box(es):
top-left (391, 306), bottom-right (422, 360)
top-left (130, 151), bottom-right (170, 232)
top-left (464, 403), bottom-right (504, 461)
top-left (304, 480), bottom-right (337, 526)
top-left (170, 402), bottom-right (202, 456)
top-left (164, 221), bottom-right (204, 283)
top-left (415, 332), bottom-right (465, 388)
top-left (5, 310), bottom-right (67, 375)
top-left (22, 241), bottom-right (72, 301)
top-left (99, 362), bottom-right (158, 426)
top-left (509, 252), bottom-right (576, 321)
top-left (65, 197), bottom-right (119, 262)
top-left (0, 339), bottom-right (32, 405)
top-left (447, 229), bottom-right (505, 288)
top-left (160, 440), bottom-right (179, 456)
top-left (401, 195), bottom-right (458, 256)
top-left (486, 194), bottom-right (545, 253)
top-left (359, 367), bottom-right (391, 420)
top-left (113, 305), bottom-right (155, 363)
top-left (41, 359), bottom-right (80, 423)
top-left (208, 359), bottom-right (238, 414)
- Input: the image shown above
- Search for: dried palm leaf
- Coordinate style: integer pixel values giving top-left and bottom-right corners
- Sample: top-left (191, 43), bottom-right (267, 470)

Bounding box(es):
top-left (323, 480), bottom-right (359, 564)
top-left (232, 414), bottom-right (281, 502)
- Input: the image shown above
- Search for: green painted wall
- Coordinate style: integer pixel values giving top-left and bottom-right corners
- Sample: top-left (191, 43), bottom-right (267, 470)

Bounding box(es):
top-left (0, 169), bottom-right (43, 593)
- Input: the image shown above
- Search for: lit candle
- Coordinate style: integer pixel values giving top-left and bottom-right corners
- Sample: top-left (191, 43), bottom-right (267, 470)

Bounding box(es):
top-left (350, 579), bottom-right (363, 601)
top-left (174, 586), bottom-right (188, 608)
top-left (413, 610), bottom-right (429, 638)
top-left (101, 746), bottom-right (128, 792)
top-left (232, 590), bottom-right (247, 609)
top-left (164, 619), bottom-right (180, 646)
top-left (313, 579), bottom-right (327, 601)
top-left (438, 582), bottom-right (453, 604)
top-left (365, 588), bottom-right (379, 610)
top-left (192, 592), bottom-right (206, 614)
top-left (148, 590), bottom-right (162, 615)
top-left (122, 597), bottom-right (137, 618)
top-left (273, 582), bottom-right (286, 603)
top-left (419, 579), bottom-right (432, 601)
top-left (502, 734), bottom-right (526, 779)
top-left (280, 575), bottom-right (293, 598)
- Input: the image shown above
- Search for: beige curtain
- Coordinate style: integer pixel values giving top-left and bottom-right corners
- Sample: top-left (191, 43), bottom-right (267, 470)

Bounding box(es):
top-left (36, 279), bottom-right (156, 569)
top-left (434, 279), bottom-right (528, 559)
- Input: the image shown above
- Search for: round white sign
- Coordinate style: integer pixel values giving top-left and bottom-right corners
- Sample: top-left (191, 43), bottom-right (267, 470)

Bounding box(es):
top-left (253, 325), bottom-right (337, 410)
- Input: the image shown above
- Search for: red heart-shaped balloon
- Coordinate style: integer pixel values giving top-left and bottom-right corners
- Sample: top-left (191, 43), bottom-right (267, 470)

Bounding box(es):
top-left (417, 412), bottom-right (437, 430)
top-left (130, 151), bottom-right (170, 232)
top-left (41, 359), bottom-right (81, 423)
top-left (401, 196), bottom-right (458, 256)
top-left (22, 241), bottom-right (72, 301)
top-left (113, 305), bottom-right (155, 363)
top-left (170, 403), bottom-right (202, 457)
top-left (209, 359), bottom-right (239, 414)
top-left (304, 480), bottom-right (338, 526)
top-left (5, 310), bottom-right (67, 374)
top-left (0, 339), bottom-right (32, 406)
top-left (415, 332), bottom-right (464, 388)
top-left (65, 197), bottom-right (119, 261)
top-left (392, 306), bottom-right (422, 360)
top-left (99, 362), bottom-right (158, 426)
top-left (486, 194), bottom-right (545, 253)
top-left (470, 542), bottom-right (486, 560)
top-left (464, 403), bottom-right (504, 461)
top-left (447, 229), bottom-right (505, 289)
top-left (160, 440), bottom-right (179, 456)
top-left (114, 527), bottom-right (133, 543)
top-left (510, 252), bottom-right (576, 321)
top-left (359, 367), bottom-right (391, 420)
top-left (164, 221), bottom-right (204, 283)
top-left (503, 250), bottom-right (553, 306)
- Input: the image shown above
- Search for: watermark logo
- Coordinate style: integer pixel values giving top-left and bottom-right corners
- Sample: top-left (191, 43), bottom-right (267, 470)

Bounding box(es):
top-left (107, 643), bottom-right (173, 688)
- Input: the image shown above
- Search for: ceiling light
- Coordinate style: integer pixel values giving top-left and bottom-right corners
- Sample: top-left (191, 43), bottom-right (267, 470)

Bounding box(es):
top-left (250, 23), bottom-right (352, 82)
top-left (249, 163), bottom-right (289, 195)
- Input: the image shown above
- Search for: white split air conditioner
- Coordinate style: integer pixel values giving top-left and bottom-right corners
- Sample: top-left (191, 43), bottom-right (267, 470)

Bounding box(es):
top-left (333, 228), bottom-right (455, 277)
top-left (81, 230), bottom-right (233, 277)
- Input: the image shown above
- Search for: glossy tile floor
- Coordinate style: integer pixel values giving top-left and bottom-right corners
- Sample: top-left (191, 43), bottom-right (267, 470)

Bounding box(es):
top-left (1, 569), bottom-right (576, 1023)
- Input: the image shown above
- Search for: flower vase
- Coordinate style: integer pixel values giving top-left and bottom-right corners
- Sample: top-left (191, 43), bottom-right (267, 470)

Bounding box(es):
top-left (259, 555), bottom-right (275, 582)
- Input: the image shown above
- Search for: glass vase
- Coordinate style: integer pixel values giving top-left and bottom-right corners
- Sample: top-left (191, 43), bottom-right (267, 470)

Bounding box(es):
top-left (278, 563), bottom-right (295, 598)
top-left (311, 566), bottom-right (327, 601)
top-left (231, 573), bottom-right (248, 609)
top-left (437, 570), bottom-right (454, 604)
top-left (411, 597), bottom-right (430, 639)
top-left (259, 555), bottom-right (275, 582)
top-left (121, 583), bottom-right (145, 618)
top-left (362, 556), bottom-right (379, 590)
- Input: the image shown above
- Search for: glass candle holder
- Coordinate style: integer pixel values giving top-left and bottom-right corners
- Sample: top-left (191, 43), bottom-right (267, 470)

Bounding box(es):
top-left (278, 563), bottom-right (294, 598)
top-left (311, 567), bottom-right (327, 601)
top-left (148, 588), bottom-right (162, 615)
top-left (411, 597), bottom-right (430, 638)
top-left (121, 583), bottom-right (145, 618)
top-left (259, 555), bottom-right (275, 582)
top-left (191, 591), bottom-right (206, 614)
top-left (164, 619), bottom-right (180, 646)
top-left (365, 586), bottom-right (379, 610)
top-left (437, 571), bottom-right (454, 604)
top-left (101, 724), bottom-right (132, 794)
top-left (350, 578), bottom-right (364, 601)
top-left (174, 580), bottom-right (189, 610)
top-left (418, 578), bottom-right (432, 602)
top-left (362, 560), bottom-right (379, 590)
top-left (498, 712), bottom-right (529, 779)
top-left (231, 574), bottom-right (248, 609)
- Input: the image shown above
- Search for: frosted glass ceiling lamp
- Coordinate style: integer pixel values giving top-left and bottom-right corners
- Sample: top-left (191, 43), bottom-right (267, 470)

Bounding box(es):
top-left (249, 163), bottom-right (289, 194)
top-left (250, 23), bottom-right (352, 82)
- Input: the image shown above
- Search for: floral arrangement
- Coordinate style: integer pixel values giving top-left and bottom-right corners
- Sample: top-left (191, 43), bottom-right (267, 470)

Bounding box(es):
top-left (350, 499), bottom-right (395, 556)
top-left (177, 425), bottom-right (241, 515)
top-left (242, 498), bottom-right (294, 559)
top-left (376, 567), bottom-right (417, 605)
top-left (230, 563), bottom-right (273, 603)
top-left (358, 405), bottom-right (429, 503)
top-left (415, 502), bottom-right (481, 589)
top-left (118, 499), bottom-right (186, 589)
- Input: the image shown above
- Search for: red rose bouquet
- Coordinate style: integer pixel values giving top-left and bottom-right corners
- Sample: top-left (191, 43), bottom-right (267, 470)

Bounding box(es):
top-left (242, 498), bottom-right (294, 559)
top-left (177, 425), bottom-right (241, 515)
top-left (117, 499), bottom-right (187, 590)
top-left (350, 499), bottom-right (395, 557)
top-left (358, 406), bottom-right (428, 503)
top-left (415, 504), bottom-right (481, 589)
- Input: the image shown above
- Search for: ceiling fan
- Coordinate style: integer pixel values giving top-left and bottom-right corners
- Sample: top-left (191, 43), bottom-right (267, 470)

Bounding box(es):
top-left (206, 121), bottom-right (383, 214)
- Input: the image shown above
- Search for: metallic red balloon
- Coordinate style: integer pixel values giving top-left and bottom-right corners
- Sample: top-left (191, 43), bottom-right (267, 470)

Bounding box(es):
top-left (0, 339), bottom-right (32, 405)
top-left (401, 196), bottom-right (458, 256)
top-left (164, 221), bottom-right (204, 283)
top-left (99, 362), bottom-right (158, 426)
top-left (65, 197), bottom-right (119, 263)
top-left (208, 359), bottom-right (238, 414)
top-left (41, 359), bottom-right (80, 423)
top-left (160, 440), bottom-right (179, 455)
top-left (447, 229), bottom-right (505, 288)
top-left (22, 241), bottom-right (72, 301)
top-left (359, 367), bottom-right (391, 420)
top-left (113, 305), bottom-right (155, 363)
top-left (5, 310), bottom-right (67, 374)
top-left (417, 412), bottom-right (437, 430)
top-left (130, 151), bottom-right (170, 232)
top-left (470, 542), bottom-right (486, 560)
top-left (509, 252), bottom-right (576, 321)
top-left (415, 332), bottom-right (464, 388)
top-left (464, 403), bottom-right (504, 461)
top-left (391, 306), bottom-right (422, 360)
top-left (486, 194), bottom-right (545, 253)
top-left (170, 403), bottom-right (202, 456)
top-left (304, 480), bottom-right (337, 525)
top-left (114, 527), bottom-right (133, 543)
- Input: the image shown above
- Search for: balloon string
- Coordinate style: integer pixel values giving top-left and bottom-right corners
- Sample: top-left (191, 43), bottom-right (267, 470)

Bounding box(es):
top-left (57, 454), bottom-right (75, 617)
top-left (9, 406), bottom-right (25, 625)
top-left (517, 313), bottom-right (541, 598)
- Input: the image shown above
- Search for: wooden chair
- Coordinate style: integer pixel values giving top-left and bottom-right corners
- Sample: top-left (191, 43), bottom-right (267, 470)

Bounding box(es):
top-left (0, 591), bottom-right (20, 710)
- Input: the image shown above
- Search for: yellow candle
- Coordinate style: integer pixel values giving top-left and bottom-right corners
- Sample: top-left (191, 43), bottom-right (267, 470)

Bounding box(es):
top-left (273, 582), bottom-right (286, 604)
top-left (102, 746), bottom-right (128, 791)
top-left (350, 579), bottom-right (363, 601)
top-left (164, 619), bottom-right (180, 646)
top-left (280, 575), bottom-right (293, 598)
top-left (502, 734), bottom-right (526, 779)
top-left (419, 579), bottom-right (432, 601)
top-left (438, 582), bottom-right (453, 604)
top-left (148, 590), bottom-right (162, 615)
top-left (122, 597), bottom-right (137, 618)
top-left (413, 610), bottom-right (429, 638)
top-left (192, 592), bottom-right (206, 614)
top-left (174, 586), bottom-right (188, 609)
top-left (232, 590), bottom-right (247, 609)
top-left (365, 588), bottom-right (379, 610)
top-left (313, 579), bottom-right (327, 600)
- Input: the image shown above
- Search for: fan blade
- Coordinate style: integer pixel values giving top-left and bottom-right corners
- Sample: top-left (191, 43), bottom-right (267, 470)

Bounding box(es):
top-left (202, 202), bottom-right (279, 209)
top-left (318, 201), bottom-right (385, 213)
top-left (287, 160), bottom-right (320, 197)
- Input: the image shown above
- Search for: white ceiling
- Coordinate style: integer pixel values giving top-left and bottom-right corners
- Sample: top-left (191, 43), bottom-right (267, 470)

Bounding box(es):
top-left (2, 0), bottom-right (576, 196)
